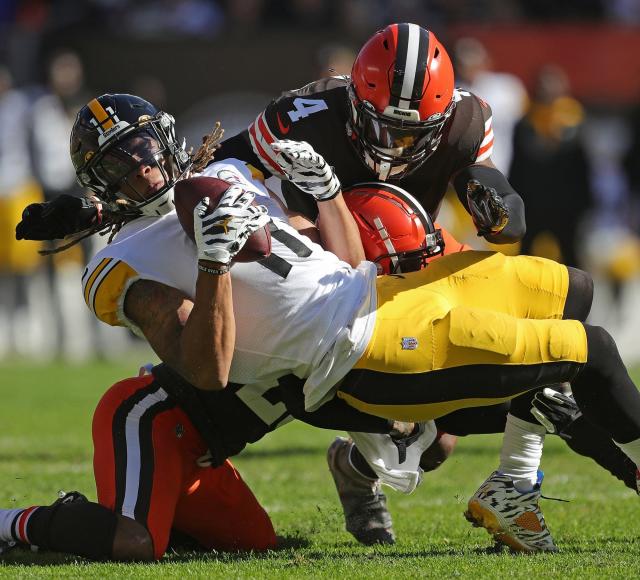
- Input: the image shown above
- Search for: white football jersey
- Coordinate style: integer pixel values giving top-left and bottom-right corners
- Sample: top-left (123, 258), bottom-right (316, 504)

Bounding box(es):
top-left (82, 158), bottom-right (377, 410)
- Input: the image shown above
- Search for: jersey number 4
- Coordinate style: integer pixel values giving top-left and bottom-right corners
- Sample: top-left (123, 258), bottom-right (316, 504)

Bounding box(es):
top-left (287, 98), bottom-right (328, 122)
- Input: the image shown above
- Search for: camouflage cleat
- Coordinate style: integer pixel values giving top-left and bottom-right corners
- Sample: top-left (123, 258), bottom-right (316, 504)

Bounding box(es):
top-left (327, 437), bottom-right (395, 545)
top-left (465, 470), bottom-right (558, 553)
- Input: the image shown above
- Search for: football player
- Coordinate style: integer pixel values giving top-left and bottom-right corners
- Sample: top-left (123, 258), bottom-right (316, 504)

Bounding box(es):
top-left (3, 94), bottom-right (427, 561)
top-left (212, 22), bottom-right (539, 548)
top-left (14, 94), bottom-right (640, 557)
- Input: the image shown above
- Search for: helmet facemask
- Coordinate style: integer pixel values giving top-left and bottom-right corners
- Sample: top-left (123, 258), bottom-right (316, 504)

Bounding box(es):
top-left (76, 112), bottom-right (190, 217)
top-left (348, 84), bottom-right (455, 181)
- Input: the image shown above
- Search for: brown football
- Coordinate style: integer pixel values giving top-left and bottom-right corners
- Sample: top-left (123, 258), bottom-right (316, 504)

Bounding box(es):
top-left (174, 176), bottom-right (271, 263)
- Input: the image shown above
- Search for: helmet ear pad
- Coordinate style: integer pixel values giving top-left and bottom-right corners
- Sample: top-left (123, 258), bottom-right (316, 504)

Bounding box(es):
top-left (342, 182), bottom-right (444, 275)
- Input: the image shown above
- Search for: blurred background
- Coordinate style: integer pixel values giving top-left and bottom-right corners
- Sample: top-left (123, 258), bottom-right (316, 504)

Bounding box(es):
top-left (1, 0), bottom-right (640, 364)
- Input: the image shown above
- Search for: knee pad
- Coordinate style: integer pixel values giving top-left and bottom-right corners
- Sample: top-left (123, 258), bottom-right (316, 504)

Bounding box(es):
top-left (564, 267), bottom-right (594, 321)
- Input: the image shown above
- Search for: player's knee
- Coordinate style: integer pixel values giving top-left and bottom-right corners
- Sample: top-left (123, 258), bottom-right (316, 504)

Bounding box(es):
top-left (419, 433), bottom-right (458, 472)
top-left (111, 515), bottom-right (155, 561)
top-left (564, 267), bottom-right (594, 321)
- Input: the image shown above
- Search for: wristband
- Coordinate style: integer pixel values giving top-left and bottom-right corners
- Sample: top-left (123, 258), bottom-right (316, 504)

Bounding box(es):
top-left (197, 263), bottom-right (230, 276)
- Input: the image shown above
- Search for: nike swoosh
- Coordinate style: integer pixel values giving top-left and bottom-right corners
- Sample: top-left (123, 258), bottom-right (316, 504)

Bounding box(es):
top-left (276, 112), bottom-right (290, 134)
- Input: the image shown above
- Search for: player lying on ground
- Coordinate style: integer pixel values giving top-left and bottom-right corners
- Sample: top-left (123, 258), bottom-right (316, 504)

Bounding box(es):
top-left (12, 93), bottom-right (640, 556)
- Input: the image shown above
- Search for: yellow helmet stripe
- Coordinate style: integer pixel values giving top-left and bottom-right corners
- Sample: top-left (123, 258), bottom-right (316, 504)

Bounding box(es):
top-left (88, 98), bottom-right (115, 130)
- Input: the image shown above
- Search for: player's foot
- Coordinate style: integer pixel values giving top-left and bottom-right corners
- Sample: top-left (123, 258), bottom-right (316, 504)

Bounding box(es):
top-left (465, 470), bottom-right (558, 553)
top-left (54, 490), bottom-right (88, 507)
top-left (327, 437), bottom-right (395, 546)
top-left (635, 469), bottom-right (640, 495)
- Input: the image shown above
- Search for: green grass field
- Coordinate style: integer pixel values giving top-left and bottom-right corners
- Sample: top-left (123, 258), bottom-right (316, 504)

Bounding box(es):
top-left (1, 359), bottom-right (640, 578)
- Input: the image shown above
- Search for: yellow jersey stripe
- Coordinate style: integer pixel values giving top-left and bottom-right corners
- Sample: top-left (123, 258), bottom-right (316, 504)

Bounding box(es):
top-left (92, 261), bottom-right (139, 326)
top-left (88, 98), bottom-right (115, 130)
top-left (83, 258), bottom-right (112, 308)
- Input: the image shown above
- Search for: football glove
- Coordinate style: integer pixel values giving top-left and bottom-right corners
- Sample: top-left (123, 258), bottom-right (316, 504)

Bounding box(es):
top-left (530, 387), bottom-right (582, 438)
top-left (15, 195), bottom-right (100, 241)
top-left (466, 179), bottom-right (509, 237)
top-left (194, 185), bottom-right (269, 265)
top-left (271, 139), bottom-right (341, 201)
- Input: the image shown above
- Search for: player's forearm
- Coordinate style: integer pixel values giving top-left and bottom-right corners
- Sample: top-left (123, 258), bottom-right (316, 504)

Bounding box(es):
top-left (179, 267), bottom-right (235, 391)
top-left (316, 193), bottom-right (366, 266)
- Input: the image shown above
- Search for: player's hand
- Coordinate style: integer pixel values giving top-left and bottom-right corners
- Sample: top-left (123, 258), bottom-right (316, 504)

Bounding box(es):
top-left (530, 387), bottom-right (582, 438)
top-left (15, 195), bottom-right (100, 241)
top-left (194, 185), bottom-right (269, 265)
top-left (271, 139), bottom-right (341, 201)
top-left (466, 179), bottom-right (509, 237)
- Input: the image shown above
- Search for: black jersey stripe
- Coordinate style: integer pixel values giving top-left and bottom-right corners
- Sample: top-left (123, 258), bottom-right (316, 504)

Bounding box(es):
top-left (134, 397), bottom-right (176, 525)
top-left (389, 23), bottom-right (410, 107)
top-left (112, 382), bottom-right (165, 515)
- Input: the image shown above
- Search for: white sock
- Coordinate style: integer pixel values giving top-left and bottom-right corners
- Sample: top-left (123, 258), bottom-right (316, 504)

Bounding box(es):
top-left (499, 413), bottom-right (546, 492)
top-left (0, 507), bottom-right (33, 543)
top-left (614, 437), bottom-right (640, 470)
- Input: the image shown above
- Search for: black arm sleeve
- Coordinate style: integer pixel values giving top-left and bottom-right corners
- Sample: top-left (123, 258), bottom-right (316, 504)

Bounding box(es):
top-left (453, 164), bottom-right (526, 244)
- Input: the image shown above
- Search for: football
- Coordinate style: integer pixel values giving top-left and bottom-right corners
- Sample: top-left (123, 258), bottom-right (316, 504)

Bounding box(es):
top-left (174, 176), bottom-right (271, 262)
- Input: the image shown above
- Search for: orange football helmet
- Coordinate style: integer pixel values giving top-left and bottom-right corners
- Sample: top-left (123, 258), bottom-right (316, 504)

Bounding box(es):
top-left (348, 23), bottom-right (455, 180)
top-left (343, 182), bottom-right (444, 274)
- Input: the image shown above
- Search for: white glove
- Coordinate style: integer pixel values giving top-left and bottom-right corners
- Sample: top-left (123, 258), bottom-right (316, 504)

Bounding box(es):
top-left (194, 185), bottom-right (269, 265)
top-left (271, 139), bottom-right (341, 201)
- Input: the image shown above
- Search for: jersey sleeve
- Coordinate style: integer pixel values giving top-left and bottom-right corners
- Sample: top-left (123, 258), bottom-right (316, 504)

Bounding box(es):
top-left (81, 256), bottom-right (139, 327)
top-left (474, 97), bottom-right (495, 163)
top-left (449, 90), bottom-right (495, 166)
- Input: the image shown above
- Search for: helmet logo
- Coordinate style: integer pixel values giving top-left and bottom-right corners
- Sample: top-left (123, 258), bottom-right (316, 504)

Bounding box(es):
top-left (401, 337), bottom-right (418, 350)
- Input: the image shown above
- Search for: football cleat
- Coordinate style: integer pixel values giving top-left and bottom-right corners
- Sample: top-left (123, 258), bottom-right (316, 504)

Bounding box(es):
top-left (327, 437), bottom-right (395, 545)
top-left (465, 470), bottom-right (558, 553)
top-left (635, 469), bottom-right (640, 495)
top-left (54, 490), bottom-right (89, 506)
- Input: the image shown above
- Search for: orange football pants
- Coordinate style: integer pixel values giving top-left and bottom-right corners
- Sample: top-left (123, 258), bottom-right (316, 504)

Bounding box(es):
top-left (92, 375), bottom-right (276, 559)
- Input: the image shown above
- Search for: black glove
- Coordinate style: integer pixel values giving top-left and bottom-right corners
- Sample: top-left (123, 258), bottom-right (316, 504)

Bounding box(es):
top-left (466, 179), bottom-right (509, 237)
top-left (15, 195), bottom-right (100, 241)
top-left (530, 387), bottom-right (582, 438)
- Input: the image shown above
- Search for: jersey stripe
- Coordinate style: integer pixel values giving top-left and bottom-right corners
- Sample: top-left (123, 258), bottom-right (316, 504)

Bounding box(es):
top-left (83, 257), bottom-right (113, 307)
top-left (248, 113), bottom-right (285, 176)
top-left (476, 117), bottom-right (494, 162)
top-left (91, 260), bottom-right (139, 326)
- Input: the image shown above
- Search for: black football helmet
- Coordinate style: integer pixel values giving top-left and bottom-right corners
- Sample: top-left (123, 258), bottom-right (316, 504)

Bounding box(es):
top-left (70, 93), bottom-right (190, 216)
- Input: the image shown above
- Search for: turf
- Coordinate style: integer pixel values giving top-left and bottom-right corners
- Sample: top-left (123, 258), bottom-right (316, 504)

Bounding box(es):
top-left (0, 359), bottom-right (639, 578)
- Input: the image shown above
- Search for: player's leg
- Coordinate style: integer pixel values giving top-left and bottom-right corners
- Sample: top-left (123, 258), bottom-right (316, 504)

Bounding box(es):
top-left (92, 375), bottom-right (187, 560)
top-left (497, 265), bottom-right (595, 492)
top-left (0, 491), bottom-right (122, 559)
top-left (172, 459), bottom-right (276, 552)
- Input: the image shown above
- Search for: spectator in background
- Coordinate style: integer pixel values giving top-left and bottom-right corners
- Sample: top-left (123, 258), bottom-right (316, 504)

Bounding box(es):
top-left (0, 65), bottom-right (49, 359)
top-left (454, 37), bottom-right (527, 174)
top-left (30, 50), bottom-right (105, 361)
top-left (509, 64), bottom-right (593, 268)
